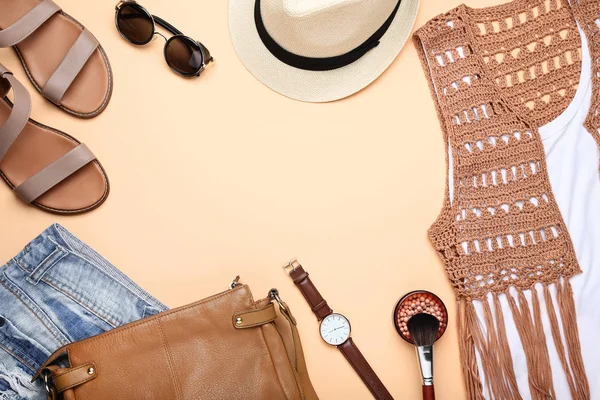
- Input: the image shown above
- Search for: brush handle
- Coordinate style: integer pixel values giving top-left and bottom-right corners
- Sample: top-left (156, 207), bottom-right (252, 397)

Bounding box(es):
top-left (422, 384), bottom-right (435, 400)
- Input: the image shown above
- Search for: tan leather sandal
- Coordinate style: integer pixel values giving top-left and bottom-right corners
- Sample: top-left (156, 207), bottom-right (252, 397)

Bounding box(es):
top-left (0, 0), bottom-right (112, 118)
top-left (0, 65), bottom-right (109, 214)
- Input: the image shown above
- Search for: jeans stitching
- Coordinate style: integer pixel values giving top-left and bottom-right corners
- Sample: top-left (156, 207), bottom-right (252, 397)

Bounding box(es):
top-left (14, 237), bottom-right (63, 275)
top-left (41, 275), bottom-right (119, 327)
top-left (12, 244), bottom-right (31, 271)
top-left (15, 258), bottom-right (29, 275)
top-left (55, 225), bottom-right (167, 311)
top-left (61, 248), bottom-right (166, 311)
top-left (15, 251), bottom-right (143, 329)
top-left (14, 241), bottom-right (123, 327)
top-left (26, 247), bottom-right (67, 285)
top-left (0, 276), bottom-right (68, 347)
top-left (39, 278), bottom-right (118, 329)
top-left (0, 342), bottom-right (36, 374)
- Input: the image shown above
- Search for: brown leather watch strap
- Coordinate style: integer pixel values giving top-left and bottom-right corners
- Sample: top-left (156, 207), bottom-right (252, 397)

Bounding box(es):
top-left (286, 261), bottom-right (333, 320)
top-left (285, 260), bottom-right (394, 400)
top-left (339, 338), bottom-right (394, 400)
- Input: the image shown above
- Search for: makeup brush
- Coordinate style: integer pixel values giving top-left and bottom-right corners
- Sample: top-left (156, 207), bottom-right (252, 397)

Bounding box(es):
top-left (393, 291), bottom-right (448, 399)
top-left (407, 313), bottom-right (440, 400)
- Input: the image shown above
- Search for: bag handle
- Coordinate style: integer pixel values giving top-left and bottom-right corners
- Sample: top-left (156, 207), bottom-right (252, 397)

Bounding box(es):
top-left (270, 289), bottom-right (319, 400)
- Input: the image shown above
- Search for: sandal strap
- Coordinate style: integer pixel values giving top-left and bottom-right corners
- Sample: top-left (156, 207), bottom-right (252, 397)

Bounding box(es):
top-left (0, 66), bottom-right (32, 162)
top-left (14, 144), bottom-right (96, 204)
top-left (42, 29), bottom-right (99, 105)
top-left (0, 0), bottom-right (61, 47)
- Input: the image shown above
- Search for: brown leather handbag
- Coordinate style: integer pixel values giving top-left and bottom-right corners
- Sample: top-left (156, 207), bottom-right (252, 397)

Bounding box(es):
top-left (33, 279), bottom-right (319, 400)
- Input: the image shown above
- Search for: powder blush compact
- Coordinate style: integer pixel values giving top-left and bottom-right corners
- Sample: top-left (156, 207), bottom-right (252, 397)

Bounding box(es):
top-left (393, 290), bottom-right (448, 343)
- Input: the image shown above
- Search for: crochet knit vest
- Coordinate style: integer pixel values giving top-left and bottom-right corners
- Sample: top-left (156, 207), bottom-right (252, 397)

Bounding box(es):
top-left (414, 0), bottom-right (600, 398)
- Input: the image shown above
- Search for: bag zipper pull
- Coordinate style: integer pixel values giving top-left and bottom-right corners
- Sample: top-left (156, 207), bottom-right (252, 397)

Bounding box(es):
top-left (229, 275), bottom-right (241, 289)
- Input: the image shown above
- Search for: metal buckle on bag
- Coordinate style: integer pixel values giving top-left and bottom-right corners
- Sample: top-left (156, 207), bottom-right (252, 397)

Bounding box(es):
top-left (283, 259), bottom-right (301, 274)
top-left (42, 370), bottom-right (56, 399)
top-left (269, 289), bottom-right (287, 313)
top-left (269, 288), bottom-right (296, 325)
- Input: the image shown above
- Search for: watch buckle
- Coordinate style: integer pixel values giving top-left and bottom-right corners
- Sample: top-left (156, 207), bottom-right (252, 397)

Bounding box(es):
top-left (283, 259), bottom-right (301, 274)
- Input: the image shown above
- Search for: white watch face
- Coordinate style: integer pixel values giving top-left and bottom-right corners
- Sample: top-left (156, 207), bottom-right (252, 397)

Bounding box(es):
top-left (319, 313), bottom-right (351, 346)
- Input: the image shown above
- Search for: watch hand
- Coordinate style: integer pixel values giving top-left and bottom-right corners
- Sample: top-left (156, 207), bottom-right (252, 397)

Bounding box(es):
top-left (328, 326), bottom-right (345, 334)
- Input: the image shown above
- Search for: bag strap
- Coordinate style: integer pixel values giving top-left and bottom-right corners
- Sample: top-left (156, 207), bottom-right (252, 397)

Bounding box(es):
top-left (270, 290), bottom-right (320, 400)
top-left (236, 294), bottom-right (319, 400)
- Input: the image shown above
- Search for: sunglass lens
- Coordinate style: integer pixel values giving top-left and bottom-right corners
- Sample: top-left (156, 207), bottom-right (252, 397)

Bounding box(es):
top-left (117, 4), bottom-right (154, 45)
top-left (165, 37), bottom-right (204, 76)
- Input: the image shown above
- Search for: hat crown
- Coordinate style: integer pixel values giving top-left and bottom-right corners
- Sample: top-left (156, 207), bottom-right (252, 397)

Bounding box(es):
top-left (260, 0), bottom-right (398, 58)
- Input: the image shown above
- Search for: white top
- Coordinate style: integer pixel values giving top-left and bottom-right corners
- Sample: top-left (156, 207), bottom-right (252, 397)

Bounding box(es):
top-left (449, 27), bottom-right (600, 400)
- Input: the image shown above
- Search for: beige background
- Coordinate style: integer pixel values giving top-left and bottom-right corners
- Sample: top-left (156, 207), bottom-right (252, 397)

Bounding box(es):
top-left (0, 0), bottom-right (501, 398)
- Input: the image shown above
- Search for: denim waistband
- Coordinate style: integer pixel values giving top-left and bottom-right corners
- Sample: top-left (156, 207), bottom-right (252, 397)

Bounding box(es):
top-left (11, 224), bottom-right (166, 311)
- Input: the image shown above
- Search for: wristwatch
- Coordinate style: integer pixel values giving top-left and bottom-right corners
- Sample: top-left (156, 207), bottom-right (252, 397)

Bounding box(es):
top-left (284, 260), bottom-right (394, 400)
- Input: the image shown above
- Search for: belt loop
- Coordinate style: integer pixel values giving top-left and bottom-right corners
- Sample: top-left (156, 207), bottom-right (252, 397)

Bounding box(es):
top-left (26, 245), bottom-right (68, 285)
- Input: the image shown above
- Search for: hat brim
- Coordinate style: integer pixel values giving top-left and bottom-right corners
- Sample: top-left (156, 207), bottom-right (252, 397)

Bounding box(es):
top-left (229, 0), bottom-right (420, 103)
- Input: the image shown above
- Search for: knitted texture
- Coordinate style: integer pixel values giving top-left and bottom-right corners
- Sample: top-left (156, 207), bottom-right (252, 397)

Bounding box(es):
top-left (414, 0), bottom-right (600, 398)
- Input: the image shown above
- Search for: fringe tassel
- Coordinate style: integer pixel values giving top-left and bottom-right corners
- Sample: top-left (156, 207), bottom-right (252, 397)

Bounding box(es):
top-left (544, 283), bottom-right (577, 397)
top-left (530, 288), bottom-right (556, 399)
top-left (459, 298), bottom-right (520, 399)
top-left (555, 280), bottom-right (590, 398)
top-left (491, 294), bottom-right (520, 398)
top-left (481, 298), bottom-right (515, 398)
top-left (507, 290), bottom-right (555, 399)
top-left (457, 299), bottom-right (485, 399)
top-left (457, 282), bottom-right (589, 399)
top-left (471, 299), bottom-right (499, 398)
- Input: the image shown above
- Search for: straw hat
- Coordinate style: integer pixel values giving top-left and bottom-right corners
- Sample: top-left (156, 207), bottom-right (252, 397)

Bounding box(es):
top-left (228, 0), bottom-right (420, 102)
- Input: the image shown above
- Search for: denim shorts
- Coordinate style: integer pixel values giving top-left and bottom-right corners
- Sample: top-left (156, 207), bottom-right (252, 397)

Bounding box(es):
top-left (0, 224), bottom-right (168, 400)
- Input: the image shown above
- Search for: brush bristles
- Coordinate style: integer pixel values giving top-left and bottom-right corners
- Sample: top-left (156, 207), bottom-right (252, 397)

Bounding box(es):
top-left (407, 313), bottom-right (439, 347)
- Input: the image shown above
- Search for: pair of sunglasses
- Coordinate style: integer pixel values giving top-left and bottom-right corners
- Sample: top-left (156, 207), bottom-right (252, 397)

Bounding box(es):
top-left (115, 1), bottom-right (214, 77)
